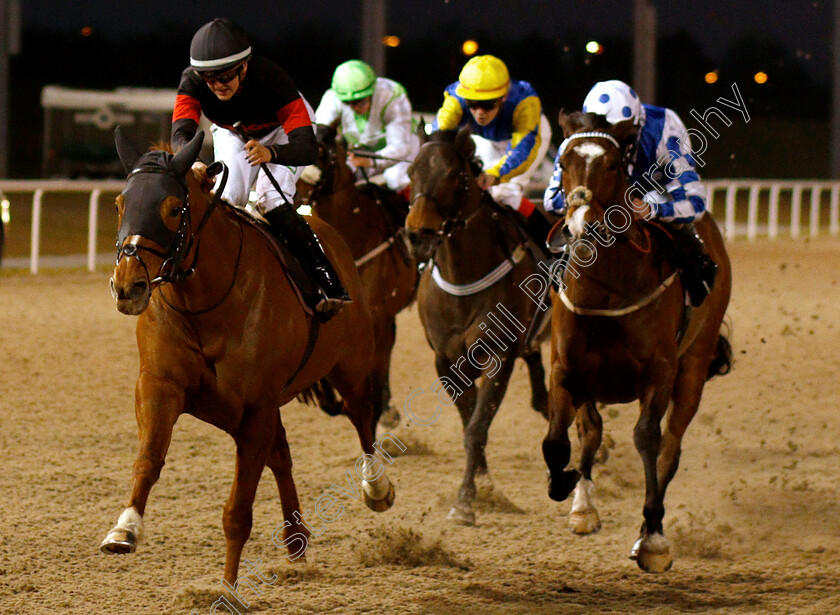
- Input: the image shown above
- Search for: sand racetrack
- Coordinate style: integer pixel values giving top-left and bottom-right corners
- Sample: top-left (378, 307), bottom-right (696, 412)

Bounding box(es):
top-left (1, 237), bottom-right (839, 614)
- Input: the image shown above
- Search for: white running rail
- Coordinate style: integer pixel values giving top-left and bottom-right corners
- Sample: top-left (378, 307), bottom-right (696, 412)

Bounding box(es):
top-left (0, 179), bottom-right (123, 273)
top-left (2, 179), bottom-right (839, 274)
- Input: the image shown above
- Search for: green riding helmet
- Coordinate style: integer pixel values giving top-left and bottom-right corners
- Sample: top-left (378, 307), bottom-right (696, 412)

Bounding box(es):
top-left (332, 60), bottom-right (377, 102)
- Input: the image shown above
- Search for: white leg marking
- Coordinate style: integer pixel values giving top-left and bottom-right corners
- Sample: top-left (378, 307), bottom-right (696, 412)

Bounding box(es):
top-left (116, 506), bottom-right (144, 542)
top-left (570, 478), bottom-right (595, 514)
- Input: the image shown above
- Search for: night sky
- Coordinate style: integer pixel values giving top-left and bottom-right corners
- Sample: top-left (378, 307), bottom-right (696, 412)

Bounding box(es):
top-left (25, 0), bottom-right (832, 81)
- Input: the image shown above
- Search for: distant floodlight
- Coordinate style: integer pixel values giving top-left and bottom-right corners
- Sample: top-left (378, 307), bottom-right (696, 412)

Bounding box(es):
top-left (382, 35), bottom-right (401, 48)
top-left (585, 41), bottom-right (603, 55)
top-left (462, 40), bottom-right (479, 56)
top-left (754, 72), bottom-right (768, 84)
top-left (81, 26), bottom-right (93, 37)
top-left (704, 71), bottom-right (719, 84)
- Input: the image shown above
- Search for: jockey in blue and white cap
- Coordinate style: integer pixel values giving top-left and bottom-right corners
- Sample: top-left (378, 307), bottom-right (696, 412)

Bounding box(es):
top-left (543, 79), bottom-right (717, 306)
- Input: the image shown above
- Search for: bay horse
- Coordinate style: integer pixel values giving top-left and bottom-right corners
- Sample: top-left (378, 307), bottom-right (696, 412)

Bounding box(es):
top-left (404, 127), bottom-right (550, 525)
top-left (543, 112), bottom-right (732, 572)
top-left (100, 128), bottom-right (395, 583)
top-left (295, 124), bottom-right (418, 430)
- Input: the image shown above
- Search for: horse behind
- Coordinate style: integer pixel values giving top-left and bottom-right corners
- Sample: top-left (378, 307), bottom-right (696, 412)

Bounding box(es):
top-left (296, 124), bottom-right (418, 430)
top-left (404, 127), bottom-right (551, 525)
top-left (100, 128), bottom-right (395, 584)
top-left (543, 111), bottom-right (732, 572)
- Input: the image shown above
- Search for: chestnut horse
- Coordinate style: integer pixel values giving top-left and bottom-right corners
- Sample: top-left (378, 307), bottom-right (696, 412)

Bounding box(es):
top-left (100, 128), bottom-right (395, 583)
top-left (543, 112), bottom-right (732, 572)
top-left (404, 127), bottom-right (550, 525)
top-left (295, 124), bottom-right (418, 430)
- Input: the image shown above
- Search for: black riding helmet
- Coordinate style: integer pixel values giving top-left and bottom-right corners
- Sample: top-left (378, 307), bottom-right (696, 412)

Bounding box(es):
top-left (189, 18), bottom-right (252, 74)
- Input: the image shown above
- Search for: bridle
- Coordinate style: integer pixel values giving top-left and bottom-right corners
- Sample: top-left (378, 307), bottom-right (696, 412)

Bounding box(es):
top-left (116, 161), bottom-right (229, 287)
top-left (409, 142), bottom-right (484, 239)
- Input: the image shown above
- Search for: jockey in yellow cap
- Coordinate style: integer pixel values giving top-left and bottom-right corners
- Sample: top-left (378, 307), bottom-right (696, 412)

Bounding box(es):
top-left (434, 54), bottom-right (552, 241)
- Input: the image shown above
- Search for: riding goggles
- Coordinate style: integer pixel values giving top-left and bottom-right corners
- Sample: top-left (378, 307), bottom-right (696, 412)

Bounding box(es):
top-left (465, 97), bottom-right (502, 111)
top-left (194, 63), bottom-right (243, 85)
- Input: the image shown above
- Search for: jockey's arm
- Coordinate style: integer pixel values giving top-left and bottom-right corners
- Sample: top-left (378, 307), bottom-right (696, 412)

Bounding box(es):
top-left (375, 87), bottom-right (415, 173)
top-left (314, 89), bottom-right (342, 127)
top-left (543, 148), bottom-right (566, 214)
top-left (265, 98), bottom-right (317, 166)
top-left (485, 95), bottom-right (542, 183)
top-left (433, 91), bottom-right (464, 131)
top-left (171, 93), bottom-right (202, 151)
top-left (644, 110), bottom-right (706, 224)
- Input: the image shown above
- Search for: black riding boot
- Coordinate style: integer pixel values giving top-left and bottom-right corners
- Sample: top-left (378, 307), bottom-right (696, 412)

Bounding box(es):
top-left (263, 206), bottom-right (351, 318)
top-left (668, 222), bottom-right (718, 307)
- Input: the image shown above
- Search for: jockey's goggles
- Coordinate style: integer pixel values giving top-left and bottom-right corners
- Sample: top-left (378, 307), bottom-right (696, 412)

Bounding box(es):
top-left (465, 97), bottom-right (502, 111)
top-left (195, 63), bottom-right (243, 85)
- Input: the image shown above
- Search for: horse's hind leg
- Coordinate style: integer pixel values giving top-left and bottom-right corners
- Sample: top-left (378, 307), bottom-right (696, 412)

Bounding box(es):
top-left (569, 401), bottom-right (603, 534)
top-left (657, 355), bottom-right (711, 496)
top-left (331, 368), bottom-right (395, 512)
top-left (524, 349), bottom-right (549, 419)
top-left (266, 411), bottom-right (309, 562)
top-left (223, 408), bottom-right (273, 583)
top-left (100, 375), bottom-right (183, 556)
top-left (372, 319), bottom-right (401, 434)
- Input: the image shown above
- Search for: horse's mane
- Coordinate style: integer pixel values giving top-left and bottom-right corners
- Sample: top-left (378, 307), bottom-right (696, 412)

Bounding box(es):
top-left (428, 129), bottom-right (458, 143)
top-left (562, 111), bottom-right (613, 133)
top-left (151, 142), bottom-right (174, 153)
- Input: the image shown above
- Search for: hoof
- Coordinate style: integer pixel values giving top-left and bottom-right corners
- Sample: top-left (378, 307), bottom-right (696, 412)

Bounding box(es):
top-left (569, 509), bottom-right (601, 535)
top-left (548, 469), bottom-right (580, 502)
top-left (631, 534), bottom-right (673, 573)
top-left (475, 473), bottom-right (495, 498)
top-left (447, 505), bottom-right (476, 526)
top-left (100, 528), bottom-right (137, 555)
top-left (363, 481), bottom-right (395, 512)
top-left (378, 405), bottom-right (401, 430)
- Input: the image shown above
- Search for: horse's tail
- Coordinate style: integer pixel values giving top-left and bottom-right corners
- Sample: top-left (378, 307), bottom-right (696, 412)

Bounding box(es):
top-left (706, 324), bottom-right (733, 380)
top-left (296, 377), bottom-right (345, 416)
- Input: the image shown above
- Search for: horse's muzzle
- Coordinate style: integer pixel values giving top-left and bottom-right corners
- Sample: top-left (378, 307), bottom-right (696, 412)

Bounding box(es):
top-left (402, 227), bottom-right (441, 262)
top-left (111, 273), bottom-right (151, 315)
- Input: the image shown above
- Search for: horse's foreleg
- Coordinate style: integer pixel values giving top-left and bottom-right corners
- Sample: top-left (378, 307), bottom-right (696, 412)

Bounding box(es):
top-left (223, 410), bottom-right (273, 584)
top-left (433, 355), bottom-right (482, 472)
top-left (450, 356), bottom-right (516, 526)
top-left (524, 349), bottom-right (549, 419)
top-left (338, 378), bottom-right (395, 513)
top-left (373, 319), bottom-right (400, 434)
top-left (543, 364), bottom-right (578, 502)
top-left (100, 374), bottom-right (184, 555)
top-left (569, 401), bottom-right (603, 534)
top-left (631, 361), bottom-right (675, 573)
top-left (266, 411), bottom-right (309, 562)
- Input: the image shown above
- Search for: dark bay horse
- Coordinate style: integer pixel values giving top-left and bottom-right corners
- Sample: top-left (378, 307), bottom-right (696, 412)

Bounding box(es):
top-left (543, 112), bottom-right (732, 572)
top-left (404, 127), bottom-right (550, 525)
top-left (100, 128), bottom-right (395, 583)
top-left (295, 124), bottom-right (418, 430)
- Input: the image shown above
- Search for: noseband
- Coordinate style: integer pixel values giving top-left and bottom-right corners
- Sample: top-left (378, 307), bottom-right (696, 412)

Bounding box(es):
top-left (116, 161), bottom-right (228, 286)
top-left (410, 152), bottom-right (480, 238)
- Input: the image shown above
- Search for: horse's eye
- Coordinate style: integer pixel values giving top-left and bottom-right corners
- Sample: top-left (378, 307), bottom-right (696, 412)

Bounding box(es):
top-left (170, 207), bottom-right (181, 217)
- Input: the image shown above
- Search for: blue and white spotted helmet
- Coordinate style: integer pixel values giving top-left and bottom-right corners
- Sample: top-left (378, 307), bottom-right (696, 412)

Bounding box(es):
top-left (582, 80), bottom-right (642, 125)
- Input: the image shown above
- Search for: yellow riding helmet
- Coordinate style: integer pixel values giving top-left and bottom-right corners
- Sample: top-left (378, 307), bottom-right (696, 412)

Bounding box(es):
top-left (455, 55), bottom-right (510, 100)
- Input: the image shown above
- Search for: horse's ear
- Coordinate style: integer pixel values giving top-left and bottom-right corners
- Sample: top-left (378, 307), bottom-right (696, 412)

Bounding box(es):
top-left (171, 131), bottom-right (205, 178)
top-left (454, 125), bottom-right (475, 159)
top-left (557, 110), bottom-right (576, 139)
top-left (114, 126), bottom-right (143, 173)
top-left (612, 119), bottom-right (639, 149)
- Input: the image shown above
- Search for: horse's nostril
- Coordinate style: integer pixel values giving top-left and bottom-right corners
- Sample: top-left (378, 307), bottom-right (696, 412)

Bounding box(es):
top-left (128, 280), bottom-right (149, 301)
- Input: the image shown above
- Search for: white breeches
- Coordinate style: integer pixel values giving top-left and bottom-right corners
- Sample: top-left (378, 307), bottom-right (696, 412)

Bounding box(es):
top-left (472, 113), bottom-right (552, 211)
top-left (211, 124), bottom-right (304, 215)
